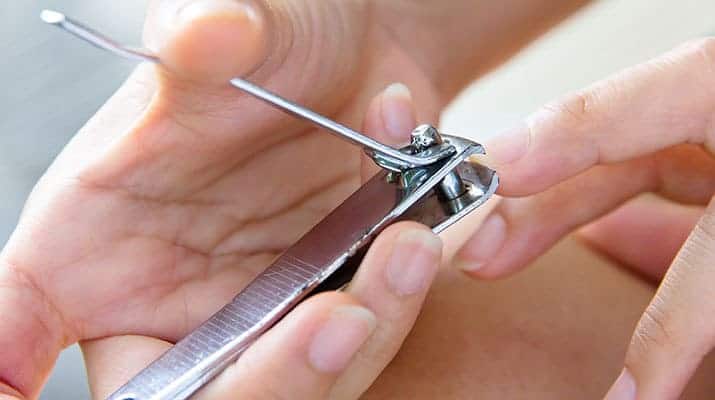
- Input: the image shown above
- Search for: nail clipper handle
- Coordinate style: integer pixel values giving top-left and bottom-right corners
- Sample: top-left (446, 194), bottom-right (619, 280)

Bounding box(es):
top-left (106, 254), bottom-right (338, 400)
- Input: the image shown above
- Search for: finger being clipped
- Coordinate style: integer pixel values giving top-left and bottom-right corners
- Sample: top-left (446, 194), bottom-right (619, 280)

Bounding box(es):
top-left (486, 38), bottom-right (715, 196)
top-left (455, 145), bottom-right (715, 280)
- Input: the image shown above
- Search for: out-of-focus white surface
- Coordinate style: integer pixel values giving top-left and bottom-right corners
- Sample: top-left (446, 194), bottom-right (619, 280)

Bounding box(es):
top-left (442, 0), bottom-right (715, 139)
top-left (0, 1), bottom-right (713, 398)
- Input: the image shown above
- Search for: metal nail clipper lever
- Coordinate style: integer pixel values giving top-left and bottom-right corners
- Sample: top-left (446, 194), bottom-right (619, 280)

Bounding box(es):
top-left (42, 9), bottom-right (499, 400)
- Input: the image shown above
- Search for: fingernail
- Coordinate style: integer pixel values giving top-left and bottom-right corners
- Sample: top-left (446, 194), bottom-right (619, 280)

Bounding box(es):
top-left (177, 0), bottom-right (259, 25)
top-left (386, 229), bottom-right (443, 296)
top-left (381, 83), bottom-right (416, 143)
top-left (455, 212), bottom-right (506, 272)
top-left (484, 121), bottom-right (531, 166)
top-left (308, 305), bottom-right (376, 373)
top-left (604, 369), bottom-right (637, 400)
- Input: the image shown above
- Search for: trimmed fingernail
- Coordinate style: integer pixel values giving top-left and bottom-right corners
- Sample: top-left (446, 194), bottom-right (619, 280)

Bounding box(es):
top-left (381, 83), bottom-right (416, 143)
top-left (484, 121), bottom-right (531, 166)
top-left (455, 212), bottom-right (506, 272)
top-left (177, 0), bottom-right (259, 25)
top-left (386, 229), bottom-right (443, 296)
top-left (308, 305), bottom-right (376, 373)
top-left (604, 369), bottom-right (636, 400)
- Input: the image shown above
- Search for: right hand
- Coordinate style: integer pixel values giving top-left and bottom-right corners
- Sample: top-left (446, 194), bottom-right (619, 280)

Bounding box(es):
top-left (455, 38), bottom-right (715, 399)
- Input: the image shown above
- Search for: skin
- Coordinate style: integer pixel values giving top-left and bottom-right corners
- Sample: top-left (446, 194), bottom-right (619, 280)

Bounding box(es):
top-left (6, 1), bottom-right (714, 399)
top-left (367, 238), bottom-right (715, 399)
top-left (0, 0), bottom-right (588, 398)
top-left (456, 39), bottom-right (715, 399)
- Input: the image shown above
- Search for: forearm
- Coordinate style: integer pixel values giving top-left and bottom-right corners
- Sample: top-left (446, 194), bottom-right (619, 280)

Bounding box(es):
top-left (375, 0), bottom-right (592, 101)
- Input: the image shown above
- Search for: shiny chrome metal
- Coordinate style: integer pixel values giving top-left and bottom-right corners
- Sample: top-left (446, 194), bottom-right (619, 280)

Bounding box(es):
top-left (40, 9), bottom-right (453, 172)
top-left (41, 9), bottom-right (499, 400)
top-left (228, 79), bottom-right (453, 171)
top-left (105, 134), bottom-right (498, 400)
top-left (410, 124), bottom-right (444, 150)
top-left (40, 10), bottom-right (160, 64)
top-left (437, 170), bottom-right (466, 201)
top-left (409, 125), bottom-right (465, 200)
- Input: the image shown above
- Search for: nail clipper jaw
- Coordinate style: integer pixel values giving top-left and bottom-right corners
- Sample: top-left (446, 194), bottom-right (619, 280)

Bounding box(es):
top-left (369, 124), bottom-right (457, 172)
top-left (396, 132), bottom-right (497, 231)
top-left (384, 124), bottom-right (474, 203)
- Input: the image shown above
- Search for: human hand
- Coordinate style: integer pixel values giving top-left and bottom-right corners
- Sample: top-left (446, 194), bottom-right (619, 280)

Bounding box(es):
top-left (455, 39), bottom-right (715, 399)
top-left (0, 0), bottom-right (447, 397)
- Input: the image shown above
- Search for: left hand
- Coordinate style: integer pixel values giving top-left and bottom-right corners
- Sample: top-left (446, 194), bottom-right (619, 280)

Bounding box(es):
top-left (0, 1), bottom-right (439, 396)
top-left (455, 38), bottom-right (715, 399)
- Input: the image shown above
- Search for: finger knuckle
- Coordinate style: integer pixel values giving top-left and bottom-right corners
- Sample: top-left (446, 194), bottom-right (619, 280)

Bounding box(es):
top-left (537, 89), bottom-right (607, 163)
top-left (678, 37), bottom-right (715, 63)
top-left (658, 38), bottom-right (715, 152)
top-left (629, 299), bottom-right (678, 359)
top-left (544, 90), bottom-right (600, 126)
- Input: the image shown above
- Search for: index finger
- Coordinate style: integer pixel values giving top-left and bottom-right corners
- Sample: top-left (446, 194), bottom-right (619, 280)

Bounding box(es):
top-left (488, 37), bottom-right (715, 196)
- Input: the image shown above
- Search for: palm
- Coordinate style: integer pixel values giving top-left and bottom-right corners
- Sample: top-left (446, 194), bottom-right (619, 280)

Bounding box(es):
top-left (9, 91), bottom-right (357, 344)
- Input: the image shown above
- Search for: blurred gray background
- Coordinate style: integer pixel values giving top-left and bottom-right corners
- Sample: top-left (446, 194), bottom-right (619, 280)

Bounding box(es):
top-left (2, 0), bottom-right (714, 398)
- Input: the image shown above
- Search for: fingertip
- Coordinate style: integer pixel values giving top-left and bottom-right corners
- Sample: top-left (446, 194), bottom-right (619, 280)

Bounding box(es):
top-left (483, 121), bottom-right (531, 167)
top-left (151, 0), bottom-right (268, 84)
top-left (307, 304), bottom-right (377, 373)
top-left (379, 221), bottom-right (435, 240)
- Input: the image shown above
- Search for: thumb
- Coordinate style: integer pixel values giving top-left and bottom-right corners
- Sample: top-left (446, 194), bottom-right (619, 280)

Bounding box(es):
top-left (142, 0), bottom-right (368, 90)
top-left (143, 0), bottom-right (268, 84)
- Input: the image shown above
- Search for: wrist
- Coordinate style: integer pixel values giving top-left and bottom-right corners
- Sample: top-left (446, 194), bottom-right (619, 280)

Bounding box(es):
top-left (0, 256), bottom-right (65, 398)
